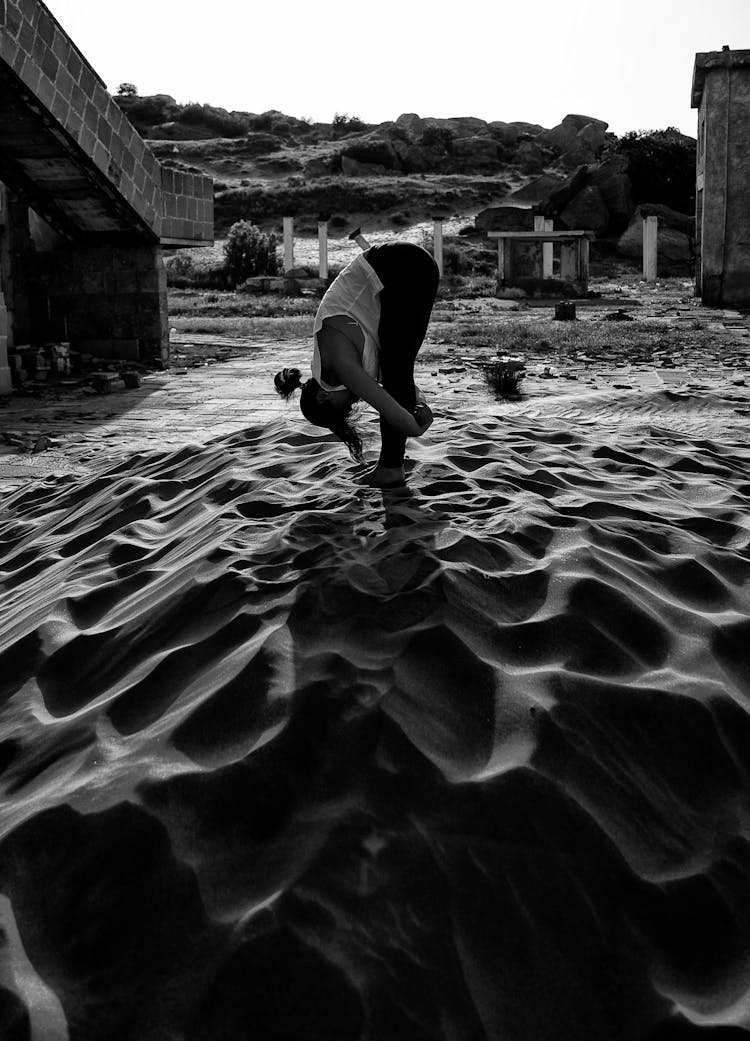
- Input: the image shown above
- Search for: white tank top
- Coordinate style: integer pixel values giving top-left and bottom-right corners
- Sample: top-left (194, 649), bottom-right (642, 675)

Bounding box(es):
top-left (311, 252), bottom-right (384, 390)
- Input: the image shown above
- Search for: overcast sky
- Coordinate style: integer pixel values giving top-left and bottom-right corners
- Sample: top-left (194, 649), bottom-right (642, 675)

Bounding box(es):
top-left (44, 0), bottom-right (748, 136)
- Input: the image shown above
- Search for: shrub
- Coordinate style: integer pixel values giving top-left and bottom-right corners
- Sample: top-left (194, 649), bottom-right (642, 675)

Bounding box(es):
top-left (177, 103), bottom-right (250, 138)
top-left (480, 357), bottom-right (526, 397)
top-left (223, 220), bottom-right (281, 285)
top-left (617, 128), bottom-right (696, 214)
top-left (332, 112), bottom-right (367, 137)
top-left (117, 82), bottom-right (138, 97)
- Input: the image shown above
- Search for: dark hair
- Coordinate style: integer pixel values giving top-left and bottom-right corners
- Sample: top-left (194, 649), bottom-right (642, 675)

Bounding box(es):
top-left (273, 368), bottom-right (364, 463)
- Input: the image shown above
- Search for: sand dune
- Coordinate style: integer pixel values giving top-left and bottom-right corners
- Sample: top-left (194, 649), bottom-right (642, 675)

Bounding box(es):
top-left (2, 378), bottom-right (750, 1039)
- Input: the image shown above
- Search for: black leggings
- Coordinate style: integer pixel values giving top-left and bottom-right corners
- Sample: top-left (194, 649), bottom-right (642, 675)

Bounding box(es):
top-left (365, 243), bottom-right (440, 468)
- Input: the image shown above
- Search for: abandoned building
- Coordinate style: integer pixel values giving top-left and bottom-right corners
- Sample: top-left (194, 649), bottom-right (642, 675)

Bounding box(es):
top-left (692, 46), bottom-right (750, 309)
top-left (0, 0), bottom-right (214, 395)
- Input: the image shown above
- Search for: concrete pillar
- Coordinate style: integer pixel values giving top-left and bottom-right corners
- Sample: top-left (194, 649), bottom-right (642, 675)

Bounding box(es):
top-left (643, 215), bottom-right (658, 282)
top-left (579, 237), bottom-right (590, 285)
top-left (0, 185), bottom-right (11, 395)
top-left (433, 219), bottom-right (443, 276)
top-left (534, 216), bottom-right (554, 278)
top-left (543, 219), bottom-right (554, 278)
top-left (283, 216), bottom-right (294, 273)
top-left (0, 291), bottom-right (11, 395)
top-left (497, 237), bottom-right (508, 282)
top-left (318, 221), bottom-right (328, 279)
top-left (560, 242), bottom-right (578, 281)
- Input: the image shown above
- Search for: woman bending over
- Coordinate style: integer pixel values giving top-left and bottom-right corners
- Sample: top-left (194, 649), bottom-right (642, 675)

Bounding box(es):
top-left (274, 240), bottom-right (439, 487)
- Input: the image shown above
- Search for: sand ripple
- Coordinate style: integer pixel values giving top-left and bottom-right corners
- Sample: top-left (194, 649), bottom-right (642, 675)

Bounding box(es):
top-left (2, 410), bottom-right (750, 1039)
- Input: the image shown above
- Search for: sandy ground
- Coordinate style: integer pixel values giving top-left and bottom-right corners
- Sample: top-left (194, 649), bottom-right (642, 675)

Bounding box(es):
top-left (2, 280), bottom-right (750, 1039)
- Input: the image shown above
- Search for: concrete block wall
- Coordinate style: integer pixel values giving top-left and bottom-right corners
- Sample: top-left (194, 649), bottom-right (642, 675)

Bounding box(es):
top-left (0, 0), bottom-right (213, 246)
top-left (34, 244), bottom-right (170, 366)
top-left (161, 168), bottom-right (214, 245)
top-left (692, 48), bottom-right (750, 308)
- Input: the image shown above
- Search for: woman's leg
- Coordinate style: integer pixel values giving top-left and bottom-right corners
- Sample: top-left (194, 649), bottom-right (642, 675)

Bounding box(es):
top-left (368, 245), bottom-right (439, 471)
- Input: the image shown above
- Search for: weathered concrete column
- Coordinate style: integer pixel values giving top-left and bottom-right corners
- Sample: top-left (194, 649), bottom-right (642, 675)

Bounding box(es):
top-left (497, 238), bottom-right (509, 282)
top-left (0, 290), bottom-right (10, 395)
top-left (283, 217), bottom-right (294, 273)
top-left (543, 219), bottom-right (554, 278)
top-left (534, 216), bottom-right (553, 276)
top-left (643, 215), bottom-right (658, 281)
top-left (560, 243), bottom-right (578, 281)
top-left (318, 222), bottom-right (328, 279)
top-left (0, 185), bottom-right (11, 394)
top-left (433, 219), bottom-right (444, 276)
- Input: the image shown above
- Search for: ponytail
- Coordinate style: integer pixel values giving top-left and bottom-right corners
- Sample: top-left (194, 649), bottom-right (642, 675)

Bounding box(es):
top-left (273, 366), bottom-right (304, 400)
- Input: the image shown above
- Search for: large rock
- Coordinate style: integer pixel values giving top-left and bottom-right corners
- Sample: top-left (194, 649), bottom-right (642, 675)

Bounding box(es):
top-left (541, 114), bottom-right (608, 155)
top-left (618, 204), bottom-right (694, 267)
top-left (394, 112), bottom-right (424, 138)
top-left (340, 156), bottom-right (389, 176)
top-left (340, 134), bottom-right (400, 169)
top-left (509, 121), bottom-right (545, 136)
top-left (509, 172), bottom-right (567, 204)
top-left (543, 165), bottom-right (589, 216)
top-left (516, 140), bottom-right (546, 173)
top-left (589, 156), bottom-right (634, 232)
top-left (303, 156), bottom-right (336, 178)
top-left (475, 205), bottom-right (535, 232)
top-left (558, 185), bottom-right (610, 235)
top-left (452, 136), bottom-right (499, 162)
top-left (429, 116), bottom-right (488, 136)
top-left (391, 139), bottom-right (433, 173)
top-left (487, 121), bottom-right (520, 145)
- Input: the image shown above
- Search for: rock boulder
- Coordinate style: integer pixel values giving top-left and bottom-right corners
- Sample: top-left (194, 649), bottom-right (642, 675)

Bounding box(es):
top-left (452, 136), bottom-right (499, 162)
top-left (558, 185), bottom-right (610, 235)
top-left (475, 206), bottom-right (536, 232)
top-left (618, 204), bottom-right (695, 269)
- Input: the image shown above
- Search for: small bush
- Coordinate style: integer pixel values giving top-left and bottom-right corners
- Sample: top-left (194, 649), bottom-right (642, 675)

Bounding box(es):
top-left (223, 220), bottom-right (281, 285)
top-left (480, 358), bottom-right (526, 398)
top-left (177, 103), bottom-right (250, 138)
top-left (617, 128), bottom-right (696, 213)
top-left (332, 112), bottom-right (367, 137)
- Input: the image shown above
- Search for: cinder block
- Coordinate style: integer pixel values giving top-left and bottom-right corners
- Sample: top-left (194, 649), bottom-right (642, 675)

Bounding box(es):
top-left (67, 48), bottom-right (82, 83)
top-left (92, 140), bottom-right (107, 172)
top-left (52, 28), bottom-right (69, 63)
top-left (69, 82), bottom-right (85, 116)
top-left (121, 149), bottom-right (136, 177)
top-left (50, 90), bottom-right (68, 122)
top-left (97, 117), bottom-right (112, 151)
top-left (18, 0), bottom-right (36, 24)
top-left (5, 4), bottom-right (23, 36)
top-left (40, 44), bottom-right (57, 79)
top-left (56, 65), bottom-right (74, 102)
top-left (18, 19), bottom-right (34, 55)
top-left (79, 64), bottom-right (96, 98)
top-left (36, 9), bottom-right (54, 46)
top-left (36, 73), bottom-right (54, 109)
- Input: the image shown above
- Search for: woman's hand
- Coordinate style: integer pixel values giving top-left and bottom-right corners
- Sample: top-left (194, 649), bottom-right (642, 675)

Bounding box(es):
top-left (411, 402), bottom-right (434, 436)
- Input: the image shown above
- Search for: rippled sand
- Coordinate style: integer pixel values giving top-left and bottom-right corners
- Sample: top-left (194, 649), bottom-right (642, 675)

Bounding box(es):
top-left (2, 379), bottom-right (750, 1040)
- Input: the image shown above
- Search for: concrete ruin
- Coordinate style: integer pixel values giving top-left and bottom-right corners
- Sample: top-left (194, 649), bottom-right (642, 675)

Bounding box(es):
top-left (0, 0), bottom-right (214, 393)
top-left (692, 47), bottom-right (750, 308)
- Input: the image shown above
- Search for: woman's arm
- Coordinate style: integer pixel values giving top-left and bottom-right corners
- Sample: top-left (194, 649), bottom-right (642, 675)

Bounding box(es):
top-left (319, 322), bottom-right (422, 436)
top-left (337, 354), bottom-right (422, 435)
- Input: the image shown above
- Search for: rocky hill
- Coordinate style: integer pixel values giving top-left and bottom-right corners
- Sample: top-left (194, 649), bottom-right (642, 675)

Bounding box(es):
top-left (116, 95), bottom-right (698, 270)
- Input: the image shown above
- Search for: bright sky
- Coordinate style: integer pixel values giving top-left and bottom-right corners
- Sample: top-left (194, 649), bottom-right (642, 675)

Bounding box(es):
top-left (44, 0), bottom-right (748, 137)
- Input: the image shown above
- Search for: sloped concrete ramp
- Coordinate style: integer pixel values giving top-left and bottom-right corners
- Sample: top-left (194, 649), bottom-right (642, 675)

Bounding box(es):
top-left (0, 0), bottom-right (214, 374)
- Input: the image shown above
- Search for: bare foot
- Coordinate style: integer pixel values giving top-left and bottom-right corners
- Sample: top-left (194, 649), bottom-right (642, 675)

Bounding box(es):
top-left (355, 465), bottom-right (406, 488)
